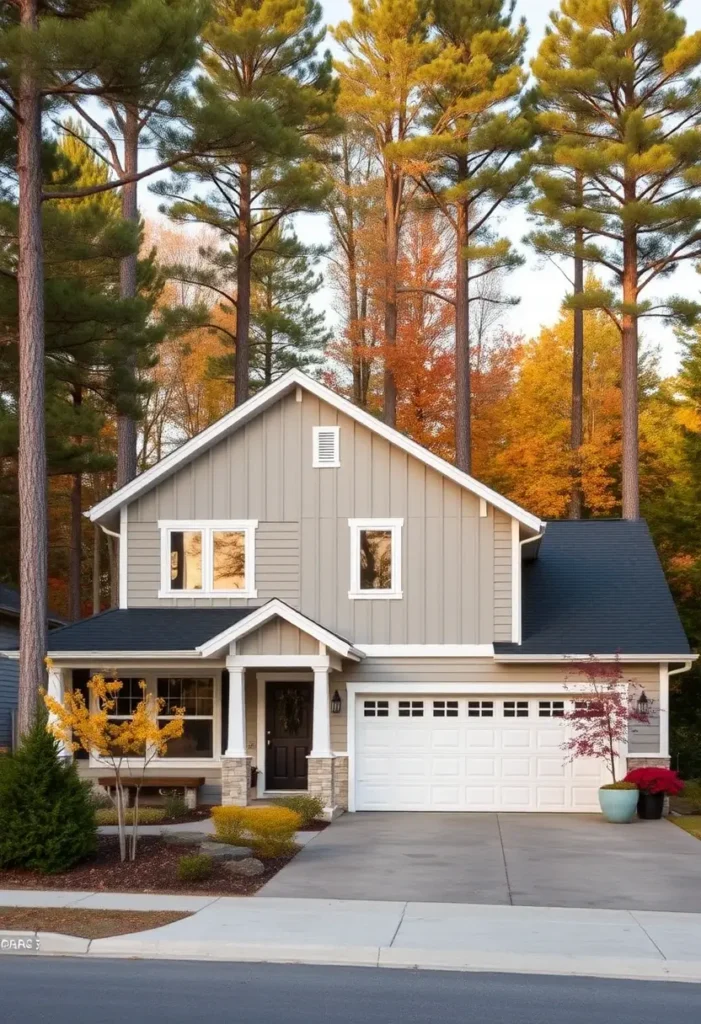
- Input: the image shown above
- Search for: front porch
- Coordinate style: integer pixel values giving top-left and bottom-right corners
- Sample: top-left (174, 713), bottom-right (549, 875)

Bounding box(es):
top-left (45, 600), bottom-right (357, 818)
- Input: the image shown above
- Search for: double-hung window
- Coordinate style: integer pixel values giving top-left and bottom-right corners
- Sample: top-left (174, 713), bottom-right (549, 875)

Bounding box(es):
top-left (157, 677), bottom-right (215, 759)
top-left (348, 518), bottom-right (403, 599)
top-left (158, 520), bottom-right (257, 598)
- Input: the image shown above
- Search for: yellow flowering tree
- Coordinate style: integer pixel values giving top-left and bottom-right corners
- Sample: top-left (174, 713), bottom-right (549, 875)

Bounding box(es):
top-left (43, 673), bottom-right (185, 862)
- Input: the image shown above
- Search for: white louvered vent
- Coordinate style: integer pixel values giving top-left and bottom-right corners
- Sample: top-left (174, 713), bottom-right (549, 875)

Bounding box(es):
top-left (313, 426), bottom-right (340, 468)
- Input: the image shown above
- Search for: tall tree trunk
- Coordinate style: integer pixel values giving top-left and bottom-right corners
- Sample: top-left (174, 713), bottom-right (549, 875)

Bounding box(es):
top-left (17, 0), bottom-right (47, 738)
top-left (621, 183), bottom-right (639, 520)
top-left (69, 385), bottom-right (83, 621)
top-left (235, 161), bottom-right (252, 405)
top-left (92, 522), bottom-right (101, 615)
top-left (455, 193), bottom-right (471, 474)
top-left (264, 282), bottom-right (273, 386)
top-left (359, 286), bottom-right (370, 407)
top-left (383, 173), bottom-right (399, 427)
top-left (569, 222), bottom-right (584, 519)
top-left (116, 107), bottom-right (139, 488)
top-left (342, 137), bottom-right (363, 407)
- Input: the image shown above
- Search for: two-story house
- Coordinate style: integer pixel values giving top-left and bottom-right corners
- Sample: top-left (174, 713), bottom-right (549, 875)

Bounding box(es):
top-left (33, 370), bottom-right (692, 815)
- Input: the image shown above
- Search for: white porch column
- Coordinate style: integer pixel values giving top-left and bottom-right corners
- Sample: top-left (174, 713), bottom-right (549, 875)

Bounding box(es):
top-left (311, 666), bottom-right (332, 757)
top-left (47, 666), bottom-right (67, 756)
top-left (224, 663), bottom-right (247, 757)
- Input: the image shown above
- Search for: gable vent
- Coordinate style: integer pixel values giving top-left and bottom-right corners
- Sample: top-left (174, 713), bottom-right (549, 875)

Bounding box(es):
top-left (313, 426), bottom-right (340, 468)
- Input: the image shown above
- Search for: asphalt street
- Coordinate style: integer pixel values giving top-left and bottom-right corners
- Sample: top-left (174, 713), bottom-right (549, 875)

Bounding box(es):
top-left (2, 958), bottom-right (701, 1024)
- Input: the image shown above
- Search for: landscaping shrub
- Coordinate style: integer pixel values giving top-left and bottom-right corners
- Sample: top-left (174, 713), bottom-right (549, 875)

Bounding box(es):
top-left (87, 788), bottom-right (113, 811)
top-left (272, 795), bottom-right (323, 828)
top-left (600, 781), bottom-right (638, 790)
top-left (177, 854), bottom-right (213, 882)
top-left (95, 807), bottom-right (166, 826)
top-left (0, 716), bottom-right (97, 874)
top-left (624, 766), bottom-right (684, 795)
top-left (211, 805), bottom-right (247, 845)
top-left (163, 791), bottom-right (188, 820)
top-left (242, 806), bottom-right (301, 859)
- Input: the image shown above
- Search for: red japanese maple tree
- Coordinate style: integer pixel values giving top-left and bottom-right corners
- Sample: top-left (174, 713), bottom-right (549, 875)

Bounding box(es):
top-left (562, 658), bottom-right (650, 783)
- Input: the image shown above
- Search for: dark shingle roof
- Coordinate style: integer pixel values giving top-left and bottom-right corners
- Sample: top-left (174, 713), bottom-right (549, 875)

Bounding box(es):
top-left (0, 584), bottom-right (65, 626)
top-left (46, 608), bottom-right (252, 652)
top-left (494, 519), bottom-right (691, 657)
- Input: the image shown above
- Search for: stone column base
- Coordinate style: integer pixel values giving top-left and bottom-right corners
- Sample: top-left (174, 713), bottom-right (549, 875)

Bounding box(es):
top-left (307, 756), bottom-right (347, 820)
top-left (221, 756), bottom-right (252, 806)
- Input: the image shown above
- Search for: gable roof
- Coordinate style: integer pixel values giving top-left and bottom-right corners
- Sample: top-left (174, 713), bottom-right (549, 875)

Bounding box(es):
top-left (86, 369), bottom-right (543, 532)
top-left (16, 601), bottom-right (362, 660)
top-left (494, 520), bottom-right (692, 658)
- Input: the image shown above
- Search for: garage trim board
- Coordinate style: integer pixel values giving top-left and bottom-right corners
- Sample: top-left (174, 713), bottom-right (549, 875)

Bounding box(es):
top-left (346, 684), bottom-right (622, 813)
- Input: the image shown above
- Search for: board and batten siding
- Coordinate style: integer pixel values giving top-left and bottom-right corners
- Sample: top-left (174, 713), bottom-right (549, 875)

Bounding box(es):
top-left (125, 390), bottom-right (514, 645)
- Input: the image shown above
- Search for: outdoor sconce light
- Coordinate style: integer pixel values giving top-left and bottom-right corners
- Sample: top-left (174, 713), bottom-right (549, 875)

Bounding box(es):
top-left (637, 691), bottom-right (650, 716)
top-left (331, 690), bottom-right (342, 714)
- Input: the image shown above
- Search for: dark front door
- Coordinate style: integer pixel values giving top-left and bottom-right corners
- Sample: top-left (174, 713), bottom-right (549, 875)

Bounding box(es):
top-left (265, 681), bottom-right (313, 790)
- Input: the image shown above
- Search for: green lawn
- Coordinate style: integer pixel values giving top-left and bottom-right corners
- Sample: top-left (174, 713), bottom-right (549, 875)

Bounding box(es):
top-left (672, 816), bottom-right (701, 840)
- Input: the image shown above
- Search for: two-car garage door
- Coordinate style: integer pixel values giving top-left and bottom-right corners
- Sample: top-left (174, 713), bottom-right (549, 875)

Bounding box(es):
top-left (354, 696), bottom-right (606, 812)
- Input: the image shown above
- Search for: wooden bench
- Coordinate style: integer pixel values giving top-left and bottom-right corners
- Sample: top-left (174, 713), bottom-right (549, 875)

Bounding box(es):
top-left (97, 776), bottom-right (206, 810)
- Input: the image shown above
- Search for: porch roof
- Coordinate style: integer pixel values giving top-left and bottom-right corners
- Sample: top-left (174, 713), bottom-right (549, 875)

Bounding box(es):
top-left (36, 600), bottom-right (362, 662)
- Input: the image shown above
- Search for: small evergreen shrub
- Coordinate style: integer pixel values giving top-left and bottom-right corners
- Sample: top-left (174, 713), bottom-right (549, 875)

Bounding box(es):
top-left (163, 791), bottom-right (188, 819)
top-left (272, 795), bottom-right (323, 828)
top-left (211, 805), bottom-right (247, 845)
top-left (242, 806), bottom-right (301, 859)
top-left (177, 853), bottom-right (213, 882)
top-left (95, 807), bottom-right (166, 826)
top-left (0, 716), bottom-right (97, 874)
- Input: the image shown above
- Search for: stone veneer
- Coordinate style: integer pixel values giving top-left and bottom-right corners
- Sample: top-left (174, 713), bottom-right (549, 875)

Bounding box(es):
top-left (221, 757), bottom-right (251, 806)
top-left (626, 756), bottom-right (671, 770)
top-left (307, 755), bottom-right (347, 819)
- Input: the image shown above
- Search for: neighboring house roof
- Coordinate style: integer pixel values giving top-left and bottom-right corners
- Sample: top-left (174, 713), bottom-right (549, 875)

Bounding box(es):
top-left (0, 584), bottom-right (65, 628)
top-left (35, 600), bottom-right (362, 660)
top-left (86, 369), bottom-right (543, 533)
top-left (494, 520), bottom-right (692, 658)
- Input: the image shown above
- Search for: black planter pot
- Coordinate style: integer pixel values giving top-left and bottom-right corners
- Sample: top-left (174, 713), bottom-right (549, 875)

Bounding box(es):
top-left (637, 791), bottom-right (665, 820)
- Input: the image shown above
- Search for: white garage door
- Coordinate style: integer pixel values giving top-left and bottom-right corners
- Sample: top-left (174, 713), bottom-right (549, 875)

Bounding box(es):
top-left (354, 696), bottom-right (607, 812)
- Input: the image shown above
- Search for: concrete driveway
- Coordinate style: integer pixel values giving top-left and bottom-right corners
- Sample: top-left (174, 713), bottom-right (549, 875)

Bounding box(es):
top-left (258, 812), bottom-right (701, 911)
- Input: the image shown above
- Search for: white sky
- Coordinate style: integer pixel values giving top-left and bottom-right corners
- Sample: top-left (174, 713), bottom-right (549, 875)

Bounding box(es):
top-left (142, 0), bottom-right (701, 376)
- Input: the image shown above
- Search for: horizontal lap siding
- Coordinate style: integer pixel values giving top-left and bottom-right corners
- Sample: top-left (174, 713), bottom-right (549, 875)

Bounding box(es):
top-left (125, 392), bottom-right (509, 644)
top-left (493, 512), bottom-right (512, 642)
top-left (0, 620), bottom-right (18, 748)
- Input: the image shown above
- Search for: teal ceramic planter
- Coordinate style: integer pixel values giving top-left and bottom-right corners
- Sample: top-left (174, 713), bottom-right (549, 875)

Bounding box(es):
top-left (598, 788), bottom-right (639, 823)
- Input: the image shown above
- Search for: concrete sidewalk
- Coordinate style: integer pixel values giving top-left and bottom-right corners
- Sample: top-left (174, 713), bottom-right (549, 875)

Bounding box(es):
top-left (2, 890), bottom-right (701, 983)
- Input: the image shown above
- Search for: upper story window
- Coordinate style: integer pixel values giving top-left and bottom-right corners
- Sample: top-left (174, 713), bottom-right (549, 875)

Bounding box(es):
top-left (158, 520), bottom-right (258, 598)
top-left (348, 518), bottom-right (403, 600)
top-left (313, 425), bottom-right (340, 467)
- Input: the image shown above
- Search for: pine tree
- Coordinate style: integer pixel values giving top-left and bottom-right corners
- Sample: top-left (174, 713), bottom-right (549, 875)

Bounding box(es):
top-left (156, 0), bottom-right (339, 405)
top-left (531, 0), bottom-right (701, 519)
top-left (0, 713), bottom-right (97, 874)
top-left (393, 0), bottom-right (531, 473)
top-left (55, 0), bottom-right (207, 487)
top-left (334, 0), bottom-right (437, 427)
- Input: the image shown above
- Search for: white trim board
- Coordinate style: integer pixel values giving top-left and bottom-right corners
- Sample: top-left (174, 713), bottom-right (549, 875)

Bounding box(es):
top-left (86, 369), bottom-right (543, 533)
top-left (197, 598), bottom-right (363, 660)
top-left (119, 506), bottom-right (128, 609)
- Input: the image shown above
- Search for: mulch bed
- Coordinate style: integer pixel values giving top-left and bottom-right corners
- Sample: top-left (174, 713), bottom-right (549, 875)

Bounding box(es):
top-left (0, 836), bottom-right (295, 897)
top-left (0, 906), bottom-right (191, 939)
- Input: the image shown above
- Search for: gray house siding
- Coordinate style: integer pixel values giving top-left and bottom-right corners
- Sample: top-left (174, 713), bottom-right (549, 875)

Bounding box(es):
top-left (493, 511), bottom-right (512, 641)
top-left (126, 390), bottom-right (513, 645)
top-left (0, 619), bottom-right (19, 749)
top-left (238, 618), bottom-right (319, 656)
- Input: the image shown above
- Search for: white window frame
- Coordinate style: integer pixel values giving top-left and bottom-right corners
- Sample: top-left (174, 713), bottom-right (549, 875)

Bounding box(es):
top-left (158, 519), bottom-right (258, 598)
top-left (348, 518), bottom-right (403, 600)
top-left (312, 425), bottom-right (340, 468)
top-left (88, 671), bottom-right (222, 768)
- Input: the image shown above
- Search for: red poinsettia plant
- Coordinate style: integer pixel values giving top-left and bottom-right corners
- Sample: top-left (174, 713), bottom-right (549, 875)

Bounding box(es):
top-left (624, 767), bottom-right (684, 796)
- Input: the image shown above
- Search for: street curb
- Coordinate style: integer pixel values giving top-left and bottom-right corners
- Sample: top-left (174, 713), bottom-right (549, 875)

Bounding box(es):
top-left (27, 940), bottom-right (701, 984)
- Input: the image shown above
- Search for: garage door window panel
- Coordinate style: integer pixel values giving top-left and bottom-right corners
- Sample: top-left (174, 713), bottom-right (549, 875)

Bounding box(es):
top-left (468, 700), bottom-right (494, 718)
top-left (398, 700), bottom-right (424, 718)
